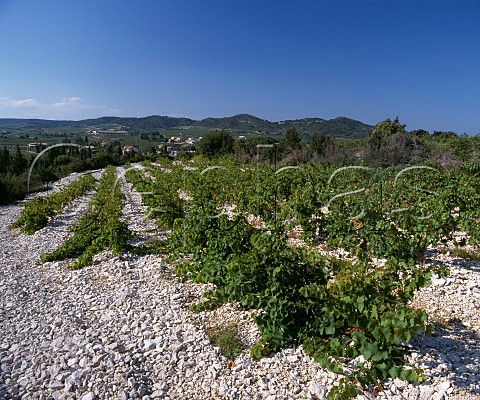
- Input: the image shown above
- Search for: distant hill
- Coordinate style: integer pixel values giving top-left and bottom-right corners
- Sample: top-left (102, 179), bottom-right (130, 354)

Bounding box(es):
top-left (275, 117), bottom-right (373, 139)
top-left (195, 114), bottom-right (273, 132)
top-left (0, 114), bottom-right (373, 139)
top-left (0, 118), bottom-right (77, 129)
top-left (0, 116), bottom-right (195, 130)
top-left (80, 116), bottom-right (196, 130)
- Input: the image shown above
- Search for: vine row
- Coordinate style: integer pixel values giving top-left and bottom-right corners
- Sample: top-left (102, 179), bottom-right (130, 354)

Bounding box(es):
top-left (12, 173), bottom-right (97, 234)
top-left (40, 166), bottom-right (132, 269)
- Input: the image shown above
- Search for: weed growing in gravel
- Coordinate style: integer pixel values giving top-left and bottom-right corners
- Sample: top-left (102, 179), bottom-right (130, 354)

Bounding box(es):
top-left (449, 247), bottom-right (480, 262)
top-left (130, 237), bottom-right (169, 255)
top-left (206, 323), bottom-right (244, 361)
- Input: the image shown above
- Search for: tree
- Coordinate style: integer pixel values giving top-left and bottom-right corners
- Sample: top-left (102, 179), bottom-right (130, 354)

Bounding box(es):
top-left (233, 138), bottom-right (245, 157)
top-left (37, 166), bottom-right (58, 190)
top-left (0, 146), bottom-right (10, 174)
top-left (410, 129), bottom-right (430, 139)
top-left (309, 132), bottom-right (333, 156)
top-left (9, 145), bottom-right (27, 174)
top-left (285, 127), bottom-right (302, 150)
top-left (452, 134), bottom-right (474, 161)
top-left (197, 130), bottom-right (234, 158)
top-left (367, 117), bottom-right (406, 151)
top-left (432, 131), bottom-right (458, 141)
top-left (382, 132), bottom-right (428, 167)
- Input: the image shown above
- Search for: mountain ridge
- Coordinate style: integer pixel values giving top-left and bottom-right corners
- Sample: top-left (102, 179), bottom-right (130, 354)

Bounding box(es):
top-left (0, 114), bottom-right (373, 139)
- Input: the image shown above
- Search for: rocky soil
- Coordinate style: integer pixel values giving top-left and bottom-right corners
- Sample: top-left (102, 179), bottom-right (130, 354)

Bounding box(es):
top-left (0, 167), bottom-right (479, 399)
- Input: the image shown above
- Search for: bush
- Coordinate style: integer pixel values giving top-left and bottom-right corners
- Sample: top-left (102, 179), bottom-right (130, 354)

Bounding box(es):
top-left (0, 173), bottom-right (28, 205)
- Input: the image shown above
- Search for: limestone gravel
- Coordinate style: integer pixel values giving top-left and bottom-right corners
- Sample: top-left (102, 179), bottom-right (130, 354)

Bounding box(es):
top-left (0, 167), bottom-right (479, 399)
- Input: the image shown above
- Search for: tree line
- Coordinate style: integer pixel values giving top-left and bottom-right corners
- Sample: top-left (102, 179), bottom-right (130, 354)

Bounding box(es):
top-left (0, 143), bottom-right (145, 205)
top-left (195, 117), bottom-right (480, 170)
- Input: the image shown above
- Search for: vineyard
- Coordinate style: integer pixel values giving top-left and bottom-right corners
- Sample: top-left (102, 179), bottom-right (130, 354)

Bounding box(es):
top-left (122, 158), bottom-right (480, 397)
top-left (5, 158), bottom-right (480, 399)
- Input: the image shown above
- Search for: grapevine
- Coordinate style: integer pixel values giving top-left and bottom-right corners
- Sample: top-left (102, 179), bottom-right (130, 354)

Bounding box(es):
top-left (40, 166), bottom-right (132, 269)
top-left (125, 158), bottom-right (478, 398)
top-left (11, 173), bottom-right (97, 234)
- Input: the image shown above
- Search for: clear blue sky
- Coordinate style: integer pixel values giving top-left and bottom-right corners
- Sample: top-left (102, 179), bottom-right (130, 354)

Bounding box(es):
top-left (0, 0), bottom-right (479, 134)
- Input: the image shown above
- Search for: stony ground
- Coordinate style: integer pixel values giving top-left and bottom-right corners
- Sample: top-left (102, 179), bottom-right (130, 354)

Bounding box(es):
top-left (0, 167), bottom-right (479, 400)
